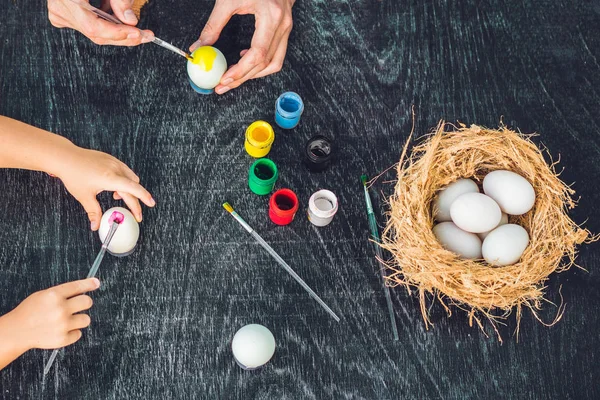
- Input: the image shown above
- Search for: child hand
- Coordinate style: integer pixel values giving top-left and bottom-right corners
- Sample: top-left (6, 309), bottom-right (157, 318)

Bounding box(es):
top-left (55, 146), bottom-right (156, 231)
top-left (4, 278), bottom-right (100, 351)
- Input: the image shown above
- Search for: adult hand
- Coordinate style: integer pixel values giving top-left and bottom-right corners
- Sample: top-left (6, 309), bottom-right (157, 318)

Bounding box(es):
top-left (190, 0), bottom-right (295, 95)
top-left (55, 146), bottom-right (155, 230)
top-left (3, 278), bottom-right (100, 351)
top-left (47, 0), bottom-right (155, 46)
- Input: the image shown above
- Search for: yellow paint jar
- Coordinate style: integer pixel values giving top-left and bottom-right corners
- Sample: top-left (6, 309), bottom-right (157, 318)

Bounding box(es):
top-left (245, 121), bottom-right (275, 158)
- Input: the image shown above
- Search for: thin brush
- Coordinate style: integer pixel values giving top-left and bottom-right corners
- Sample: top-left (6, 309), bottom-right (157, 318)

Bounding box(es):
top-left (43, 217), bottom-right (121, 376)
top-left (68, 0), bottom-right (193, 62)
top-left (362, 175), bottom-right (399, 341)
top-left (223, 202), bottom-right (340, 322)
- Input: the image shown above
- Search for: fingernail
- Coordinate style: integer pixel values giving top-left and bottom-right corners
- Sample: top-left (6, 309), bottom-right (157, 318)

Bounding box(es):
top-left (150, 197), bottom-right (156, 206)
top-left (91, 278), bottom-right (100, 288)
top-left (141, 34), bottom-right (153, 43)
top-left (216, 86), bottom-right (230, 95)
top-left (127, 32), bottom-right (140, 39)
top-left (137, 213), bottom-right (143, 222)
top-left (221, 78), bottom-right (233, 86)
top-left (124, 9), bottom-right (138, 23)
top-left (190, 40), bottom-right (202, 52)
top-left (90, 221), bottom-right (96, 230)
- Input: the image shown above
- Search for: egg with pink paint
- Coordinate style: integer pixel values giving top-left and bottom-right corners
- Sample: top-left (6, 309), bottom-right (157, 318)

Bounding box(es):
top-left (98, 207), bottom-right (139, 256)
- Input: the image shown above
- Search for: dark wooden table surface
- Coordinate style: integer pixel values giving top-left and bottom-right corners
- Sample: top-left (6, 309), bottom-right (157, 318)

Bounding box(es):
top-left (1, 0), bottom-right (599, 398)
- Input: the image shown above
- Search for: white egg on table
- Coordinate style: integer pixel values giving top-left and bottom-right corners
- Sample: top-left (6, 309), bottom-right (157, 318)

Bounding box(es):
top-left (186, 46), bottom-right (228, 94)
top-left (483, 170), bottom-right (535, 215)
top-left (482, 224), bottom-right (530, 266)
top-left (450, 193), bottom-right (502, 233)
top-left (98, 207), bottom-right (139, 256)
top-left (433, 222), bottom-right (482, 259)
top-left (478, 212), bottom-right (509, 240)
top-left (231, 324), bottom-right (276, 370)
top-left (432, 178), bottom-right (480, 221)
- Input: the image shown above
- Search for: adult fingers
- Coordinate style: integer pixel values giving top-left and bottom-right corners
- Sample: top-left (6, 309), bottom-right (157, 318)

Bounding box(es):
top-left (80, 18), bottom-right (152, 46)
top-left (54, 278), bottom-right (101, 299)
top-left (113, 192), bottom-right (123, 200)
top-left (109, 0), bottom-right (138, 26)
top-left (190, 1), bottom-right (234, 51)
top-left (120, 192), bottom-right (143, 222)
top-left (80, 196), bottom-right (103, 231)
top-left (112, 177), bottom-right (155, 208)
top-left (253, 32), bottom-right (289, 79)
top-left (70, 314), bottom-right (92, 330)
top-left (67, 295), bottom-right (94, 314)
top-left (217, 12), bottom-right (279, 88)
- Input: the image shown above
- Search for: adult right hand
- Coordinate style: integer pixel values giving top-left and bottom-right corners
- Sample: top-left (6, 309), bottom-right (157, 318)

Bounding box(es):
top-left (47, 0), bottom-right (154, 46)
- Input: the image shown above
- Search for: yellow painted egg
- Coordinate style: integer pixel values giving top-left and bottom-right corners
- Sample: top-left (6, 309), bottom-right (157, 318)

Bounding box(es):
top-left (186, 46), bottom-right (227, 94)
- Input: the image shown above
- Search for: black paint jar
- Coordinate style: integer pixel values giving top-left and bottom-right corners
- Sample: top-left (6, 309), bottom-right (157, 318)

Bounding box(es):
top-left (304, 135), bottom-right (333, 172)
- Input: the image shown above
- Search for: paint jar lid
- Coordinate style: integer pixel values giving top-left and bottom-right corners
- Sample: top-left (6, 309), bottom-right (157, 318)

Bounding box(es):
top-left (309, 190), bottom-right (338, 219)
top-left (246, 121), bottom-right (275, 149)
top-left (275, 92), bottom-right (304, 120)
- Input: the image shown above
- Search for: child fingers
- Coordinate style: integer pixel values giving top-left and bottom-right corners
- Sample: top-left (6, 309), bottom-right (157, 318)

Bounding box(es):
top-left (55, 278), bottom-right (101, 299)
top-left (114, 177), bottom-right (155, 207)
top-left (67, 295), bottom-right (94, 314)
top-left (113, 192), bottom-right (123, 200)
top-left (64, 330), bottom-right (83, 347)
top-left (70, 314), bottom-right (92, 330)
top-left (120, 192), bottom-right (143, 222)
top-left (80, 196), bottom-right (103, 231)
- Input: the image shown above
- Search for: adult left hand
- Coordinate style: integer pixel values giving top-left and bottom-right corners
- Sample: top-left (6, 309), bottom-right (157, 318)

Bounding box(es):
top-left (189, 0), bottom-right (295, 95)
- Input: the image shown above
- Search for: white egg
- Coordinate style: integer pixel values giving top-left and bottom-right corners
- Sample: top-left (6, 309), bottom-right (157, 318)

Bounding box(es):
top-left (432, 178), bottom-right (480, 221)
top-left (186, 46), bottom-right (227, 91)
top-left (483, 170), bottom-right (535, 215)
top-left (478, 212), bottom-right (509, 240)
top-left (232, 324), bottom-right (276, 370)
top-left (433, 222), bottom-right (482, 259)
top-left (98, 207), bottom-right (139, 256)
top-left (450, 193), bottom-right (502, 233)
top-left (482, 224), bottom-right (529, 266)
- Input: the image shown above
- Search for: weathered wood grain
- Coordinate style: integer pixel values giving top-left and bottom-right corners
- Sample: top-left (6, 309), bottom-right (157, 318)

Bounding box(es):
top-left (0, 0), bottom-right (599, 398)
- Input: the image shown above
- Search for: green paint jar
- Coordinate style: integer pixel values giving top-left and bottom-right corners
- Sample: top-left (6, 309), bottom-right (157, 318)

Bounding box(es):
top-left (248, 158), bottom-right (278, 195)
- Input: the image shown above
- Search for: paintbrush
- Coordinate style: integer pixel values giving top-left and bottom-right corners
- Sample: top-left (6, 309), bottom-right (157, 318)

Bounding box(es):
top-left (223, 202), bottom-right (340, 322)
top-left (361, 175), bottom-right (399, 341)
top-left (43, 211), bottom-right (123, 376)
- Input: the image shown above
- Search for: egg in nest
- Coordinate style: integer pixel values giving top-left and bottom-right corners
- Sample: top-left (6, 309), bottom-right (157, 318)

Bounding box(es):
top-left (187, 46), bottom-right (227, 94)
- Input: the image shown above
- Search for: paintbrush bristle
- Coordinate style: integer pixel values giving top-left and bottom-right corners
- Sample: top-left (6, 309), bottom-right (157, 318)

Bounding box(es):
top-left (361, 175), bottom-right (368, 186)
top-left (223, 202), bottom-right (233, 212)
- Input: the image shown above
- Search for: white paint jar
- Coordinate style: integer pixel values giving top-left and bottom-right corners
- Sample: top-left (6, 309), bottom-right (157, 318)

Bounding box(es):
top-left (307, 190), bottom-right (339, 227)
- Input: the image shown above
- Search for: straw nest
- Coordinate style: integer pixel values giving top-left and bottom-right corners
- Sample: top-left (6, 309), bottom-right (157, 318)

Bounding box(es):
top-left (381, 122), bottom-right (594, 340)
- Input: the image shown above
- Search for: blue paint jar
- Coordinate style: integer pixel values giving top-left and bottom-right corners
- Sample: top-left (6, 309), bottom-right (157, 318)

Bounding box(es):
top-left (275, 92), bottom-right (304, 129)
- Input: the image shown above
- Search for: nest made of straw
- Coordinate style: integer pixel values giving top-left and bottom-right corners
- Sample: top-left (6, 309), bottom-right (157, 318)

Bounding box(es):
top-left (381, 122), bottom-right (592, 340)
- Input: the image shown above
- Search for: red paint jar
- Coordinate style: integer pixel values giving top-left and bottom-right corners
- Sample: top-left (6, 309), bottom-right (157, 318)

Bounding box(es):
top-left (269, 189), bottom-right (299, 225)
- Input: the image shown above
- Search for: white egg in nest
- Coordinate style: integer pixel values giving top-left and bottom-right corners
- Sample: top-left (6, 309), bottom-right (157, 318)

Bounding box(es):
top-left (98, 207), bottom-right (139, 256)
top-left (483, 170), bottom-right (536, 215)
top-left (482, 224), bottom-right (530, 266)
top-left (450, 192), bottom-right (502, 233)
top-left (187, 46), bottom-right (227, 94)
top-left (432, 178), bottom-right (480, 222)
top-left (433, 221), bottom-right (482, 259)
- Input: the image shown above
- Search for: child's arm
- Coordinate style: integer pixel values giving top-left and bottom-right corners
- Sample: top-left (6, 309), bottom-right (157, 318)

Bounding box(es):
top-left (0, 278), bottom-right (100, 370)
top-left (0, 116), bottom-right (155, 230)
